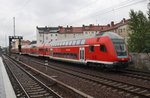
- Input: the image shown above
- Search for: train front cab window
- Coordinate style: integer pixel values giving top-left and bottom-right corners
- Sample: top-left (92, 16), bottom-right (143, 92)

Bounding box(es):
top-left (100, 45), bottom-right (106, 52)
top-left (112, 39), bottom-right (127, 57)
top-left (89, 45), bottom-right (94, 52)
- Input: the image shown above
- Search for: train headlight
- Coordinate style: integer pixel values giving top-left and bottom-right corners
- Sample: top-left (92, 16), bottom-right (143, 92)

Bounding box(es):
top-left (121, 58), bottom-right (125, 60)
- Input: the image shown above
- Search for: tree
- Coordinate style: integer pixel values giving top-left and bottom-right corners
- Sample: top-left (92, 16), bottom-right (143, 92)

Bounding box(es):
top-left (128, 3), bottom-right (150, 53)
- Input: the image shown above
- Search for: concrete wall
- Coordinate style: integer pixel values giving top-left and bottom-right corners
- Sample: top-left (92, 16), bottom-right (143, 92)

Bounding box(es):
top-left (129, 53), bottom-right (150, 71)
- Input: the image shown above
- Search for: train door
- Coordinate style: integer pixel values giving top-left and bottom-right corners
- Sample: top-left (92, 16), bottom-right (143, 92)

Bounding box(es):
top-left (80, 47), bottom-right (84, 62)
top-left (50, 48), bottom-right (53, 58)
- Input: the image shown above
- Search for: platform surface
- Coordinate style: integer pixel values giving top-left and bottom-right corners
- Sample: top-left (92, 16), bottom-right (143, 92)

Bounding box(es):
top-left (0, 57), bottom-right (16, 98)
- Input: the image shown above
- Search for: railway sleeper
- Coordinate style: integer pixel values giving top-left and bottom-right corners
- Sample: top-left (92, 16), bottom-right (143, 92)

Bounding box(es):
top-left (146, 93), bottom-right (150, 97)
top-left (27, 89), bottom-right (45, 93)
top-left (28, 90), bottom-right (47, 95)
top-left (124, 86), bottom-right (134, 90)
top-left (30, 93), bottom-right (50, 98)
top-left (118, 85), bottom-right (128, 88)
top-left (27, 84), bottom-right (41, 88)
top-left (130, 88), bottom-right (140, 92)
top-left (138, 90), bottom-right (147, 94)
top-left (25, 86), bottom-right (42, 90)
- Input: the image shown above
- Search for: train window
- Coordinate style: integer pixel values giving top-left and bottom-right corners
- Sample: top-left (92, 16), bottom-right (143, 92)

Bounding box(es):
top-left (69, 41), bottom-right (72, 45)
top-left (76, 40), bottom-right (81, 45)
top-left (58, 42), bottom-right (60, 46)
top-left (66, 41), bottom-right (69, 45)
top-left (53, 43), bottom-right (55, 46)
top-left (61, 42), bottom-right (64, 46)
top-left (72, 40), bottom-right (76, 45)
top-left (89, 46), bottom-right (94, 52)
top-left (63, 42), bottom-right (65, 46)
top-left (74, 54), bottom-right (77, 59)
top-left (63, 53), bottom-right (66, 58)
top-left (45, 48), bottom-right (48, 51)
top-left (60, 42), bottom-right (62, 46)
top-left (64, 42), bottom-right (67, 46)
top-left (81, 39), bottom-right (85, 45)
top-left (100, 45), bottom-right (106, 52)
top-left (63, 42), bottom-right (65, 45)
top-left (61, 42), bottom-right (63, 46)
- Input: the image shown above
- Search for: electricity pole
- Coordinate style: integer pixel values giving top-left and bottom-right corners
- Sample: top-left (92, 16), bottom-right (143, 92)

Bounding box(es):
top-left (13, 17), bottom-right (15, 36)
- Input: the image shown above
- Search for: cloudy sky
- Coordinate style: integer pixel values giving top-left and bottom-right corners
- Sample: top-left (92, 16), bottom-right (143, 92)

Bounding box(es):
top-left (0, 0), bottom-right (148, 47)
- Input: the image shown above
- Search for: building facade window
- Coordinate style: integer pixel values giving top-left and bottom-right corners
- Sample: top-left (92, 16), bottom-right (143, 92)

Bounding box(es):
top-left (46, 36), bottom-right (48, 40)
top-left (73, 34), bottom-right (75, 38)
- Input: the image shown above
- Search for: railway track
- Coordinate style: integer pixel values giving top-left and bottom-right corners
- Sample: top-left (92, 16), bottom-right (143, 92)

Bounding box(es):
top-left (3, 54), bottom-right (94, 98)
top-left (20, 54), bottom-right (150, 82)
top-left (2, 55), bottom-right (61, 98)
top-left (120, 69), bottom-right (150, 81)
top-left (16, 55), bottom-right (150, 98)
top-left (18, 54), bottom-right (150, 82)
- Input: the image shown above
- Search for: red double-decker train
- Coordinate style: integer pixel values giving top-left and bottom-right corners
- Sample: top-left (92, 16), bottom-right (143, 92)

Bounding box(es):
top-left (12, 32), bottom-right (129, 69)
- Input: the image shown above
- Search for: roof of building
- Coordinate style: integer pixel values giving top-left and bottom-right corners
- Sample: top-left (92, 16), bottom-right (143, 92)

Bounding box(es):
top-left (37, 26), bottom-right (59, 33)
top-left (30, 41), bottom-right (37, 45)
top-left (82, 24), bottom-right (109, 31)
top-left (21, 40), bottom-right (30, 43)
top-left (59, 26), bottom-right (83, 33)
top-left (36, 18), bottom-right (129, 34)
top-left (102, 18), bottom-right (129, 32)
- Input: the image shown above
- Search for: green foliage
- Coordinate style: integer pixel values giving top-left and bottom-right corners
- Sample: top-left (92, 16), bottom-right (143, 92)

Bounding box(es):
top-left (128, 4), bottom-right (150, 53)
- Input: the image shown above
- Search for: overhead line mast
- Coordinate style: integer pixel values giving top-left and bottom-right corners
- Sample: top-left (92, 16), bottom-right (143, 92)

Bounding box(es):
top-left (13, 17), bottom-right (15, 36)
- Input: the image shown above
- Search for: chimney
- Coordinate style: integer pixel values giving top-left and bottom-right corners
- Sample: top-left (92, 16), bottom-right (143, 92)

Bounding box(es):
top-left (123, 18), bottom-right (126, 23)
top-left (90, 24), bottom-right (93, 27)
top-left (67, 25), bottom-right (69, 28)
top-left (111, 21), bottom-right (114, 27)
top-left (59, 26), bottom-right (63, 28)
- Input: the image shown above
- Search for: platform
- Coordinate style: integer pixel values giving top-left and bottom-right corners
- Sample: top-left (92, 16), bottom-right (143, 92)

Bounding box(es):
top-left (0, 57), bottom-right (16, 98)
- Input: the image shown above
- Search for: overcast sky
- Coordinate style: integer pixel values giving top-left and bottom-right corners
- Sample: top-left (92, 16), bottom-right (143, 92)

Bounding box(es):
top-left (0, 0), bottom-right (149, 47)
